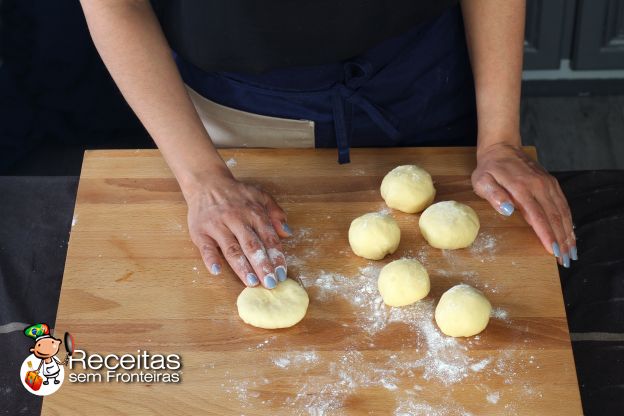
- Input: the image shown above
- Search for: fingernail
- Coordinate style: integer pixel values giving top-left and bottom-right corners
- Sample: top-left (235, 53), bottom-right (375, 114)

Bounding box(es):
top-left (210, 264), bottom-right (221, 275)
top-left (562, 254), bottom-right (570, 268)
top-left (499, 202), bottom-right (515, 216)
top-left (552, 242), bottom-right (561, 258)
top-left (246, 273), bottom-right (259, 286)
top-left (282, 223), bottom-right (293, 236)
top-left (276, 266), bottom-right (287, 282)
top-left (264, 275), bottom-right (277, 289)
top-left (570, 246), bottom-right (578, 261)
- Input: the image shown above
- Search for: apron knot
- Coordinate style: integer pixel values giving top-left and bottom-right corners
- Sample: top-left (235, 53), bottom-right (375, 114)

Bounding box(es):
top-left (331, 79), bottom-right (401, 164)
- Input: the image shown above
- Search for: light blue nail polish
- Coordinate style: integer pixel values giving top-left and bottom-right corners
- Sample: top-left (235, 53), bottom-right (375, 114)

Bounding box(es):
top-left (210, 264), bottom-right (221, 275)
top-left (500, 202), bottom-right (515, 216)
top-left (570, 246), bottom-right (578, 261)
top-left (265, 275), bottom-right (277, 289)
top-left (552, 242), bottom-right (561, 258)
top-left (276, 266), bottom-right (287, 282)
top-left (282, 223), bottom-right (293, 236)
top-left (246, 273), bottom-right (259, 286)
top-left (562, 254), bottom-right (570, 268)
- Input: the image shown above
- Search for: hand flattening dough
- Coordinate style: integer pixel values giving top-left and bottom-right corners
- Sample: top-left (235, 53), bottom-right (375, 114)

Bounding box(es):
top-left (435, 284), bottom-right (491, 337)
top-left (378, 258), bottom-right (430, 306)
top-left (419, 201), bottom-right (480, 249)
top-left (237, 279), bottom-right (309, 329)
top-left (348, 212), bottom-right (401, 260)
top-left (380, 165), bottom-right (436, 213)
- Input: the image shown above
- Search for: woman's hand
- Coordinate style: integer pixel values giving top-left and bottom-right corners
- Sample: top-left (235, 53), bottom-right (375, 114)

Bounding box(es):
top-left (472, 142), bottom-right (576, 267)
top-left (185, 171), bottom-right (292, 288)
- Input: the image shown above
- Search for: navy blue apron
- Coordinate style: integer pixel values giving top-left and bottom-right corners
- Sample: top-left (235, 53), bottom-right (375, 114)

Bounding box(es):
top-left (175, 5), bottom-right (476, 164)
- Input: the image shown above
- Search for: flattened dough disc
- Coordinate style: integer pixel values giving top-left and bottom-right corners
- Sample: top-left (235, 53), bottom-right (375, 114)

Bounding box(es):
top-left (237, 279), bottom-right (309, 329)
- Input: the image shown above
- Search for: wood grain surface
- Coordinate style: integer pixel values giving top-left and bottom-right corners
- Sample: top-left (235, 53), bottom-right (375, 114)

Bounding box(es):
top-left (42, 148), bottom-right (582, 415)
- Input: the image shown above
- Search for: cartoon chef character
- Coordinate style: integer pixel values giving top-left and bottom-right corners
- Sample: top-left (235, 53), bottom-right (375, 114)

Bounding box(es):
top-left (24, 323), bottom-right (63, 385)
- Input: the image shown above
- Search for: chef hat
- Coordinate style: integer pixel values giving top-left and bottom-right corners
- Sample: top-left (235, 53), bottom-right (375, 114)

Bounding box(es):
top-left (24, 323), bottom-right (52, 341)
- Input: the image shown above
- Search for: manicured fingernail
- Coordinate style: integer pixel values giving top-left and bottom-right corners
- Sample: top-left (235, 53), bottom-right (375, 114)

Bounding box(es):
top-left (276, 266), bottom-right (287, 282)
top-left (562, 254), bottom-right (570, 268)
top-left (570, 246), bottom-right (578, 261)
top-left (499, 202), bottom-right (515, 216)
top-left (246, 273), bottom-right (259, 286)
top-left (210, 264), bottom-right (221, 275)
top-left (282, 223), bottom-right (293, 236)
top-left (552, 242), bottom-right (561, 258)
top-left (264, 275), bottom-right (277, 289)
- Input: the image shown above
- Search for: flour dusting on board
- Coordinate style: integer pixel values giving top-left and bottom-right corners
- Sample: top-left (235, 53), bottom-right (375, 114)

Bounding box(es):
top-left (220, 225), bottom-right (536, 414)
top-left (221, 260), bottom-right (534, 414)
top-left (470, 231), bottom-right (498, 262)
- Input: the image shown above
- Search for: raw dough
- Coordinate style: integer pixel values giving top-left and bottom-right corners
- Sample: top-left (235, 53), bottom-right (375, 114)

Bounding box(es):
top-left (378, 258), bottom-right (430, 307)
top-left (419, 201), bottom-right (480, 249)
top-left (380, 165), bottom-right (436, 213)
top-left (237, 279), bottom-right (309, 329)
top-left (348, 212), bottom-right (401, 260)
top-left (434, 284), bottom-right (492, 337)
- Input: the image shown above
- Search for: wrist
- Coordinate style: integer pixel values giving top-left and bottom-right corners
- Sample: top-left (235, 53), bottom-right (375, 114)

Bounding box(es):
top-left (176, 159), bottom-right (233, 202)
top-left (476, 131), bottom-right (521, 159)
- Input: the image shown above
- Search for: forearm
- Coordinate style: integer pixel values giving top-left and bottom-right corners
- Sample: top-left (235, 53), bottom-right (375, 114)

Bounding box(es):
top-left (79, 0), bottom-right (231, 199)
top-left (460, 0), bottom-right (525, 152)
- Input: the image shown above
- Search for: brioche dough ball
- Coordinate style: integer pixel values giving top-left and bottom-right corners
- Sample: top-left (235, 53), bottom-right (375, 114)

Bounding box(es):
top-left (378, 258), bottom-right (430, 306)
top-left (419, 201), bottom-right (480, 249)
top-left (380, 165), bottom-right (436, 213)
top-left (435, 284), bottom-right (491, 337)
top-left (237, 279), bottom-right (309, 329)
top-left (348, 212), bottom-right (400, 260)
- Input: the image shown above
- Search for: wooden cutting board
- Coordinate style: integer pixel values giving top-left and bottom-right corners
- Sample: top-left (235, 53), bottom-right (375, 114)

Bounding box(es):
top-left (42, 147), bottom-right (582, 415)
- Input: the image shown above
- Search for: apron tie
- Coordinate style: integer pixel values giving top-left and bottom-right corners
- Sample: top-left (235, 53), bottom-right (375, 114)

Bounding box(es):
top-left (331, 73), bottom-right (401, 164)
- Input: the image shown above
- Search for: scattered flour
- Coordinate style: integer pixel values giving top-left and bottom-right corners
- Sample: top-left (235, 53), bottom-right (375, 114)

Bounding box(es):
top-left (470, 232), bottom-right (498, 262)
top-left (283, 227), bottom-right (320, 272)
top-left (225, 157), bottom-right (237, 167)
top-left (272, 351), bottom-right (320, 369)
top-left (470, 358), bottom-right (491, 372)
top-left (491, 307), bottom-right (510, 321)
top-left (220, 225), bottom-right (534, 414)
top-left (267, 247), bottom-right (285, 263)
top-left (71, 215), bottom-right (78, 227)
top-left (487, 391), bottom-right (501, 404)
top-left (395, 400), bottom-right (471, 416)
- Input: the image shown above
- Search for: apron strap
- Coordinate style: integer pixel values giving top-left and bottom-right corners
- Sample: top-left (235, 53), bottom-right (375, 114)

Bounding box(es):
top-left (331, 88), bottom-right (351, 164)
top-left (332, 83), bottom-right (401, 164)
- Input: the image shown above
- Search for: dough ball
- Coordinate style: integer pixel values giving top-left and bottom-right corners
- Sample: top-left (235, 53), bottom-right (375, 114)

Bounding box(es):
top-left (378, 258), bottom-right (430, 307)
top-left (380, 165), bottom-right (436, 213)
top-left (434, 284), bottom-right (492, 337)
top-left (419, 201), bottom-right (480, 249)
top-left (237, 279), bottom-right (309, 329)
top-left (348, 212), bottom-right (401, 260)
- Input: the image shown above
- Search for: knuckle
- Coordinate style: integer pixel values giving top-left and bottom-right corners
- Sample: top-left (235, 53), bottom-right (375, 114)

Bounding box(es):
top-left (530, 210), bottom-right (548, 226)
top-left (548, 175), bottom-right (559, 186)
top-left (549, 212), bottom-right (563, 225)
top-left (223, 243), bottom-right (244, 259)
top-left (221, 211), bottom-right (241, 224)
top-left (264, 235), bottom-right (280, 247)
top-left (201, 219), bottom-right (220, 234)
top-left (189, 232), bottom-right (202, 245)
top-left (200, 244), bottom-right (214, 256)
top-left (510, 184), bottom-right (531, 200)
top-left (242, 236), bottom-right (262, 252)
top-left (244, 201), bottom-right (265, 217)
top-left (528, 174), bottom-right (544, 187)
top-left (268, 248), bottom-right (285, 263)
